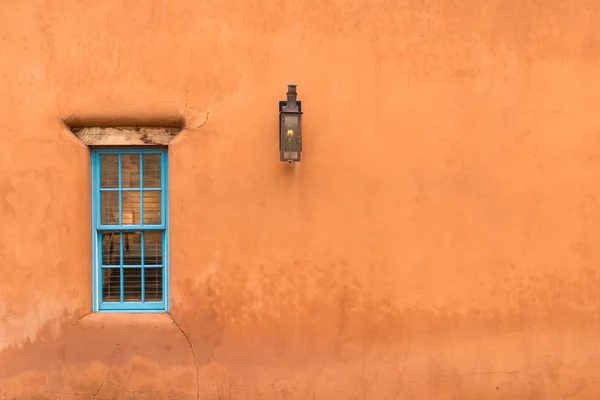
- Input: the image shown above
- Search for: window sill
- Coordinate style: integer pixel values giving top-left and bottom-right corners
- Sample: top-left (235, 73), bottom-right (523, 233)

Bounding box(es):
top-left (98, 301), bottom-right (167, 312)
top-left (78, 312), bottom-right (174, 329)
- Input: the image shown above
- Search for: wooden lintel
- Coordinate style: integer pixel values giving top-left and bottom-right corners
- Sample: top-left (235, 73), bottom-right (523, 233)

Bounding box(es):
top-left (72, 126), bottom-right (182, 146)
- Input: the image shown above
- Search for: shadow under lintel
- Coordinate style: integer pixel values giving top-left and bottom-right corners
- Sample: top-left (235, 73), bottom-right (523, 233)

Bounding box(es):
top-left (63, 113), bottom-right (185, 131)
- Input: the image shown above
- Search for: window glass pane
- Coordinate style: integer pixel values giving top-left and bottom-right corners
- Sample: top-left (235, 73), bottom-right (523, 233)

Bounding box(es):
top-left (101, 191), bottom-right (119, 225)
top-left (122, 191), bottom-right (140, 225)
top-left (95, 151), bottom-right (167, 310)
top-left (102, 268), bottom-right (121, 302)
top-left (143, 154), bottom-right (161, 188)
top-left (144, 232), bottom-right (162, 265)
top-left (100, 155), bottom-right (119, 188)
top-left (144, 268), bottom-right (163, 301)
top-left (101, 232), bottom-right (121, 265)
top-left (143, 191), bottom-right (162, 225)
top-left (122, 154), bottom-right (140, 188)
top-left (123, 232), bottom-right (141, 265)
top-left (123, 268), bottom-right (142, 302)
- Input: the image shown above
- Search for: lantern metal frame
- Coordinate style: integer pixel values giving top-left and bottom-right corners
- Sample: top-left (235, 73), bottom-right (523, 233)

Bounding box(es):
top-left (279, 84), bottom-right (303, 163)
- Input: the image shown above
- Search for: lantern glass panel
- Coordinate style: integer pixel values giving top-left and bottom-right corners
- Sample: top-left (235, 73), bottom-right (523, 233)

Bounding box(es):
top-left (282, 114), bottom-right (300, 156)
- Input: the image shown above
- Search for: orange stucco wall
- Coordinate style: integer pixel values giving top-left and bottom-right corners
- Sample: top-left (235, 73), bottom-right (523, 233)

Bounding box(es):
top-left (2, 1), bottom-right (600, 399)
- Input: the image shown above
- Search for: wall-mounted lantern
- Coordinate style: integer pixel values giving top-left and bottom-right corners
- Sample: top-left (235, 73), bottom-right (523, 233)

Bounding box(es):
top-left (279, 84), bottom-right (303, 163)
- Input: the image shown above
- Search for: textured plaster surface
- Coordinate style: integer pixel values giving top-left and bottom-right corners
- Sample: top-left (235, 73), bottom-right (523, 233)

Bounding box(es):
top-left (2, 0), bottom-right (600, 398)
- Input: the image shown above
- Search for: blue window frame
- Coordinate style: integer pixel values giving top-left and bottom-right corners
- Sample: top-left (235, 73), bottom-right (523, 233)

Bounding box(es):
top-left (91, 149), bottom-right (168, 312)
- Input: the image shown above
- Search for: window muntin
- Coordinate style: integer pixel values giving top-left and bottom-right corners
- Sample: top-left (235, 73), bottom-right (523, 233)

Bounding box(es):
top-left (92, 149), bottom-right (168, 312)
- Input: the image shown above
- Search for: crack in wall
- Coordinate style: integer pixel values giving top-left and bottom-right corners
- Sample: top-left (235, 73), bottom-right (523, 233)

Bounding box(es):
top-left (179, 85), bottom-right (211, 129)
top-left (43, 380), bottom-right (189, 398)
top-left (45, 382), bottom-right (105, 397)
top-left (179, 86), bottom-right (189, 122)
top-left (170, 313), bottom-right (200, 400)
top-left (195, 111), bottom-right (210, 128)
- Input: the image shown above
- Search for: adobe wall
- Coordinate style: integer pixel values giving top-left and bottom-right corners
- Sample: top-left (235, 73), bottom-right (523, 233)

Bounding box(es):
top-left (2, 1), bottom-right (600, 398)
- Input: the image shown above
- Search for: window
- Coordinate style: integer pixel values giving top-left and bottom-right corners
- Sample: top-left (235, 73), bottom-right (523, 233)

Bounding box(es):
top-left (91, 149), bottom-right (168, 312)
